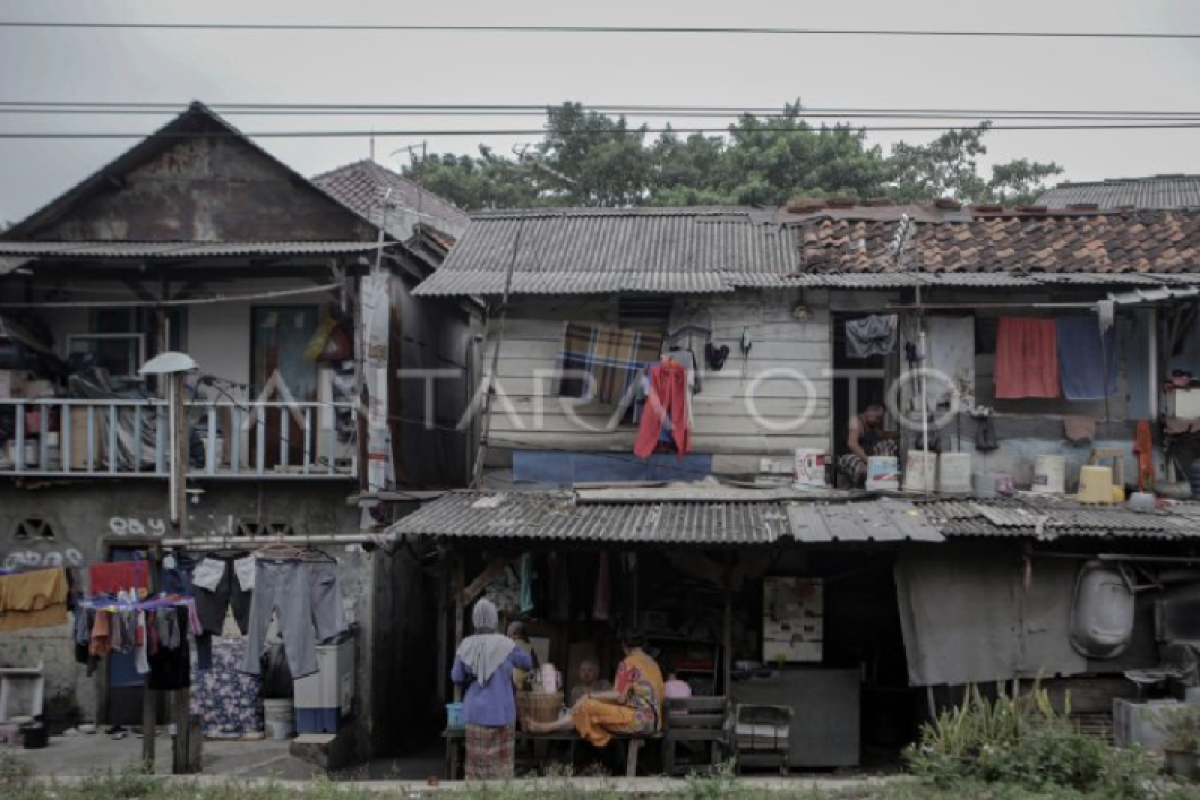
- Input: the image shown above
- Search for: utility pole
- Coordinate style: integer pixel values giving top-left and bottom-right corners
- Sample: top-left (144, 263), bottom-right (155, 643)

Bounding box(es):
top-left (138, 352), bottom-right (198, 773)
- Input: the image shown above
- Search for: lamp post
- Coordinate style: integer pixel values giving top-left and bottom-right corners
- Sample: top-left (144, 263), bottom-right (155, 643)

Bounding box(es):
top-left (137, 351), bottom-right (198, 773)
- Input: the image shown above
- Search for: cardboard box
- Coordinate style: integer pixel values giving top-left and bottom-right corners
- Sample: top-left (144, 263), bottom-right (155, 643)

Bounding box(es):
top-left (0, 370), bottom-right (27, 399)
top-left (24, 380), bottom-right (55, 399)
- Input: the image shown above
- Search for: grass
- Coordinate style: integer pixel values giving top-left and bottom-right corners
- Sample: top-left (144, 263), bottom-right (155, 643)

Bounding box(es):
top-left (2, 753), bottom-right (1198, 800)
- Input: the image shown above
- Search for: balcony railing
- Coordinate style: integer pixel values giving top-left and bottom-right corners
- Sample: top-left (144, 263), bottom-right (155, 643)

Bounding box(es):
top-left (0, 398), bottom-right (358, 479)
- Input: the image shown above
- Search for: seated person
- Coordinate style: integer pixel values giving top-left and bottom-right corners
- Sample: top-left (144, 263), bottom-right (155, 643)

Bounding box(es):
top-left (837, 403), bottom-right (898, 488)
top-left (524, 633), bottom-right (664, 748)
top-left (507, 620), bottom-right (539, 690)
top-left (569, 658), bottom-right (612, 705)
top-left (664, 665), bottom-right (692, 706)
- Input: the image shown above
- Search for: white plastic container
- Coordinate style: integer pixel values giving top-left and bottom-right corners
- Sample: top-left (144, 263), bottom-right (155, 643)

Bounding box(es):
top-left (938, 453), bottom-right (973, 494)
top-left (972, 473), bottom-right (997, 498)
top-left (903, 451), bottom-right (937, 493)
top-left (865, 456), bottom-right (900, 491)
top-left (792, 449), bottom-right (828, 488)
top-left (1033, 455), bottom-right (1066, 494)
top-left (293, 638), bottom-right (355, 734)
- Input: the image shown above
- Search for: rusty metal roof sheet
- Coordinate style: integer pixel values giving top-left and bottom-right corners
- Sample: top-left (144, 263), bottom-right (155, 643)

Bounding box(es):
top-left (387, 490), bottom-right (790, 545)
top-left (0, 241), bottom-right (385, 259)
top-left (917, 496), bottom-right (1200, 540)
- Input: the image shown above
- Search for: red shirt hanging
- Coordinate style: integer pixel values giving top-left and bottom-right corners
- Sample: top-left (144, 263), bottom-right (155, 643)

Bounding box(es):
top-left (634, 361), bottom-right (691, 459)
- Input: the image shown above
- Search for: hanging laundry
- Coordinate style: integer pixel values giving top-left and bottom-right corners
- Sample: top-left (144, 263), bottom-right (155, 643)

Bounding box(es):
top-left (1063, 415), bottom-right (1098, 443)
top-left (634, 361), bottom-right (691, 459)
top-left (1056, 317), bottom-right (1117, 401)
top-left (520, 553), bottom-right (534, 614)
top-left (974, 414), bottom-right (998, 452)
top-left (925, 317), bottom-right (976, 411)
top-left (666, 348), bottom-right (702, 394)
top-left (995, 318), bottom-right (1060, 399)
top-left (552, 322), bottom-right (664, 406)
top-left (0, 567), bottom-right (69, 631)
top-left (845, 315), bottom-right (898, 358)
top-left (88, 561), bottom-right (149, 598)
top-left (1134, 420), bottom-right (1155, 492)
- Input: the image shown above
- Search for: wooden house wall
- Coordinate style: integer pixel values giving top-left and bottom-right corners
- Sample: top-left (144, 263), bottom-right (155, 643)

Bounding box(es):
top-left (482, 289), bottom-right (832, 470)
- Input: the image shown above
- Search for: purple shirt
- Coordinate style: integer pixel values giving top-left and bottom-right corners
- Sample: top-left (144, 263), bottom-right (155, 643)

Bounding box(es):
top-left (451, 646), bottom-right (533, 728)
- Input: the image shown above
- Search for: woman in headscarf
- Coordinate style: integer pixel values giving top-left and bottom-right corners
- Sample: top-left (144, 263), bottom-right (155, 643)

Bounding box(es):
top-left (523, 632), bottom-right (664, 749)
top-left (451, 598), bottom-right (533, 780)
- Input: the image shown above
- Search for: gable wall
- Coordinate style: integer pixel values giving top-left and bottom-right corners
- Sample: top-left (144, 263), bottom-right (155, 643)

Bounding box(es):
top-left (31, 136), bottom-right (372, 242)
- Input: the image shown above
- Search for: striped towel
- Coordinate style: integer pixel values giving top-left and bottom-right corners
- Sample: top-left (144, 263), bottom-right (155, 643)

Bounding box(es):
top-left (553, 323), bottom-right (663, 406)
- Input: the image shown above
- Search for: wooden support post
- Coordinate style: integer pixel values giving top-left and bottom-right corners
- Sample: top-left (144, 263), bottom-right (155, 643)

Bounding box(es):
top-left (171, 690), bottom-right (190, 774)
top-left (142, 541), bottom-right (161, 770)
top-left (723, 553), bottom-right (735, 695)
top-left (436, 559), bottom-right (449, 705)
top-left (452, 551), bottom-right (465, 702)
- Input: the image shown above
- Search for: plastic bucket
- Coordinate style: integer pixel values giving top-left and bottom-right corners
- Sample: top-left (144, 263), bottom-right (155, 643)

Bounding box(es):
top-left (903, 451), bottom-right (937, 493)
top-left (972, 473), bottom-right (997, 499)
top-left (1033, 455), bottom-right (1066, 494)
top-left (263, 699), bottom-right (295, 740)
top-left (938, 453), bottom-right (972, 494)
top-left (1078, 465), bottom-right (1114, 503)
top-left (445, 702), bottom-right (465, 731)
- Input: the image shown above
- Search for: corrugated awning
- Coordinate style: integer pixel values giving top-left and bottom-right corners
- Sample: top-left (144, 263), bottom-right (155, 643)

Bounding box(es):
top-left (0, 241), bottom-right (386, 259)
top-left (386, 491), bottom-right (944, 545)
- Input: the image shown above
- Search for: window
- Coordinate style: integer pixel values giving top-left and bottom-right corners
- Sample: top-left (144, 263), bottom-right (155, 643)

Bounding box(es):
top-left (72, 309), bottom-right (186, 378)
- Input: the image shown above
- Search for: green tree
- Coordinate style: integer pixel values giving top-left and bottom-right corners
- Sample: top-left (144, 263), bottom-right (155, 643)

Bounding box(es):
top-left (405, 105), bottom-right (1063, 210)
top-left (887, 122), bottom-right (1062, 204)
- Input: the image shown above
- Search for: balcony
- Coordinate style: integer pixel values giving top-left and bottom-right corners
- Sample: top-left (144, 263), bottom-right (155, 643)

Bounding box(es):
top-left (0, 398), bottom-right (358, 479)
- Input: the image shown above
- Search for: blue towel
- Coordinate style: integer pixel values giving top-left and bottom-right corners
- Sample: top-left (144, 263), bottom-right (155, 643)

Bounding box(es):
top-left (1056, 318), bottom-right (1117, 400)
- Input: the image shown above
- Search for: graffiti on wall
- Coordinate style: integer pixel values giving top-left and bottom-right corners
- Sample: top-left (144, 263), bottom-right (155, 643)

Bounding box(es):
top-left (108, 517), bottom-right (166, 537)
top-left (3, 548), bottom-right (84, 569)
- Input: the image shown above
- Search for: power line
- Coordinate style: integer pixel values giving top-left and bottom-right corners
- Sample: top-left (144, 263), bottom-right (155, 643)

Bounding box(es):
top-left (2, 107), bottom-right (1200, 123)
top-left (3, 123), bottom-right (1200, 140)
top-left (1, 21), bottom-right (1197, 39)
top-left (4, 102), bottom-right (1200, 117)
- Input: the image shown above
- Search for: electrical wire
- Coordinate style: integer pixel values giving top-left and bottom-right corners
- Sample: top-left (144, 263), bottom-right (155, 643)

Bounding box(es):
top-left (1, 21), bottom-right (1197, 39)
top-left (5, 102), bottom-right (1200, 117)
top-left (3, 123), bottom-right (1200, 140)
top-left (3, 108), bottom-right (1200, 124)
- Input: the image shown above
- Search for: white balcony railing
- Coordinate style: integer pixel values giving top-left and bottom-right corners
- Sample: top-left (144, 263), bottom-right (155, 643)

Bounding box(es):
top-left (0, 398), bottom-right (358, 479)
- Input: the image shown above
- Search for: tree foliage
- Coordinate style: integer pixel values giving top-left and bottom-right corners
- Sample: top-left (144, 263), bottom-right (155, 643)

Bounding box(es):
top-left (405, 103), bottom-right (1063, 210)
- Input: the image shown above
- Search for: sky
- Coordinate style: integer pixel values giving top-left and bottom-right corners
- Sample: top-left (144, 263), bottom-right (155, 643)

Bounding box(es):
top-left (2, 0), bottom-right (1200, 224)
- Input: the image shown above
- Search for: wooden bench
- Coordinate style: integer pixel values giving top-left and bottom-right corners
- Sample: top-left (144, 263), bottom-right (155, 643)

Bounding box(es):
top-left (663, 696), bottom-right (731, 776)
top-left (443, 727), bottom-right (659, 779)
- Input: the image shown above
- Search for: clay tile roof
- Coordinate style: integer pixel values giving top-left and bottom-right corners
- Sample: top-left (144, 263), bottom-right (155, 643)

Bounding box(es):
top-left (796, 208), bottom-right (1200, 275)
top-left (312, 159), bottom-right (469, 240)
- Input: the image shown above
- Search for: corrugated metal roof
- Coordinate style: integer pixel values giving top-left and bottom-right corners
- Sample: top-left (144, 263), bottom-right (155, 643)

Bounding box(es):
top-left (918, 497), bottom-right (1199, 540)
top-left (414, 205), bottom-right (1200, 297)
top-left (388, 491), bottom-right (941, 545)
top-left (414, 209), bottom-right (799, 297)
top-left (387, 491), bottom-right (790, 544)
top-left (786, 499), bottom-right (943, 543)
top-left (0, 241), bottom-right (385, 259)
top-left (1038, 176), bottom-right (1200, 210)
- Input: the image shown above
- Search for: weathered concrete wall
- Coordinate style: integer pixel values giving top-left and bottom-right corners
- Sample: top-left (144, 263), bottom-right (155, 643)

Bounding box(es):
top-left (0, 481), bottom-right (371, 730)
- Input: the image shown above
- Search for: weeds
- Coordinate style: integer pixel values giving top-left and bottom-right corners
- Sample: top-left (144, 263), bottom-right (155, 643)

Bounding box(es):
top-left (905, 680), bottom-right (1158, 799)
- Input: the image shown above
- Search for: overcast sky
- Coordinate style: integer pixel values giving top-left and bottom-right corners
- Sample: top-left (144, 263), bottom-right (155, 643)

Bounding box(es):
top-left (2, 0), bottom-right (1199, 224)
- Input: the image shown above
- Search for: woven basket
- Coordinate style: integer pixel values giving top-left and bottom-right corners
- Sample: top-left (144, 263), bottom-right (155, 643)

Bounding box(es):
top-left (517, 691), bottom-right (563, 726)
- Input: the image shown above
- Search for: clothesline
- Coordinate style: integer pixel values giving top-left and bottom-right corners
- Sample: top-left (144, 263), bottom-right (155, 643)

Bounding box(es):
top-left (79, 596), bottom-right (195, 612)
